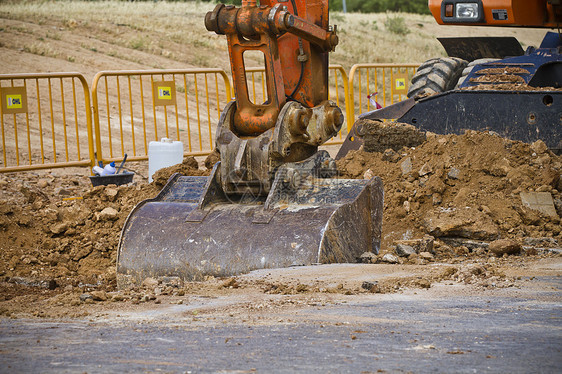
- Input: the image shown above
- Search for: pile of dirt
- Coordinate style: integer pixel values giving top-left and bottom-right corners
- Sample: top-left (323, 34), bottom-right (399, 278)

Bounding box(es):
top-left (152, 156), bottom-right (210, 187)
top-left (477, 67), bottom-right (530, 75)
top-left (337, 123), bottom-right (562, 252)
top-left (462, 83), bottom-right (562, 91)
top-left (0, 156), bottom-right (207, 290)
top-left (460, 69), bottom-right (562, 91)
top-left (359, 119), bottom-right (427, 153)
top-left (454, 67), bottom-right (562, 91)
top-left (1, 130), bottom-right (560, 307)
top-left (470, 74), bottom-right (525, 83)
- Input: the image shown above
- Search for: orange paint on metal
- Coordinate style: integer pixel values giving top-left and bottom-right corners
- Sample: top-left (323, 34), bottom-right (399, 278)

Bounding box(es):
top-left (429, 0), bottom-right (561, 28)
top-left (206, 0), bottom-right (337, 136)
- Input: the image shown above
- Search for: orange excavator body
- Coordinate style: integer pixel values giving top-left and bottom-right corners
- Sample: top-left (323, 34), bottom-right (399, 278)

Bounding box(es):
top-left (205, 0), bottom-right (336, 136)
top-left (429, 0), bottom-right (562, 28)
top-left (264, 0), bottom-right (330, 108)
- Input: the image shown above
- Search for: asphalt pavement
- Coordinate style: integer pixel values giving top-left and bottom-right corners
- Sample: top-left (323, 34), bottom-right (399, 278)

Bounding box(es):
top-left (1, 277), bottom-right (560, 373)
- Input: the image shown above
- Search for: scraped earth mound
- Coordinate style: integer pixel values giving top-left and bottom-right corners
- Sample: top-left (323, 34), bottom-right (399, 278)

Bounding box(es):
top-left (0, 156), bottom-right (207, 291)
top-left (0, 131), bottom-right (560, 319)
top-left (462, 83), bottom-right (562, 91)
top-left (337, 122), bottom-right (562, 253)
top-left (152, 156), bottom-right (210, 187)
top-left (461, 70), bottom-right (562, 91)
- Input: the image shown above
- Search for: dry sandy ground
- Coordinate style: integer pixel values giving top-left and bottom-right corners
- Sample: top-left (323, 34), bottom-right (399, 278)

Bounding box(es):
top-left (0, 1), bottom-right (551, 83)
top-left (0, 251), bottom-right (560, 323)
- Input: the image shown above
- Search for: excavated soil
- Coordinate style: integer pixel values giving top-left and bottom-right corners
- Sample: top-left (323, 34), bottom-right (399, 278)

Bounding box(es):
top-left (470, 74), bottom-right (526, 83)
top-left (463, 83), bottom-right (562, 90)
top-left (463, 71), bottom-right (562, 91)
top-left (0, 157), bottom-right (206, 289)
top-left (0, 130), bottom-right (561, 319)
top-left (337, 125), bottom-right (562, 252)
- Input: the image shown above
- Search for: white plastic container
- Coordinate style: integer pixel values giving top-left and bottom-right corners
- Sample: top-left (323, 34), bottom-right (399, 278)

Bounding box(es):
top-left (103, 162), bottom-right (116, 175)
top-left (92, 165), bottom-right (105, 176)
top-left (148, 138), bottom-right (184, 182)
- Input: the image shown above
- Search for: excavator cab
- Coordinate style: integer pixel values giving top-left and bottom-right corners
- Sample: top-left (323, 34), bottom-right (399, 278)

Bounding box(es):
top-left (116, 0), bottom-right (383, 288)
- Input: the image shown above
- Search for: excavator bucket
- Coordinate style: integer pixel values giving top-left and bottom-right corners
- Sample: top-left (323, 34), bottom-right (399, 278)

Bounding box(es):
top-left (116, 0), bottom-right (383, 289)
top-left (117, 163), bottom-right (383, 288)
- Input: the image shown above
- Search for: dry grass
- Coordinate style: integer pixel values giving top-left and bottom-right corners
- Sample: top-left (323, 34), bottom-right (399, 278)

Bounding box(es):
top-left (0, 0), bottom-right (549, 75)
top-left (0, 1), bottom-right (225, 72)
top-left (22, 41), bottom-right (58, 58)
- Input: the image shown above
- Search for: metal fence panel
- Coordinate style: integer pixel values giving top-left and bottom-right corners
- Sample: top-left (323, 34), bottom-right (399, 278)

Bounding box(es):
top-left (0, 73), bottom-right (94, 173)
top-left (91, 69), bottom-right (232, 164)
top-left (1, 64), bottom-right (422, 173)
top-left (348, 63), bottom-right (419, 123)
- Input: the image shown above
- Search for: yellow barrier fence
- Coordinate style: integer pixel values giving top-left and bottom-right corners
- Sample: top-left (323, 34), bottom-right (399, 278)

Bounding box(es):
top-left (0, 72), bottom-right (95, 173)
top-left (91, 69), bottom-right (232, 164)
top-left (1, 64), bottom-right (421, 173)
top-left (348, 63), bottom-right (419, 123)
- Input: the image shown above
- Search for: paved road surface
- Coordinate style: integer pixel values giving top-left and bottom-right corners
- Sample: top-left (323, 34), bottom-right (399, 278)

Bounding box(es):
top-left (1, 277), bottom-right (560, 373)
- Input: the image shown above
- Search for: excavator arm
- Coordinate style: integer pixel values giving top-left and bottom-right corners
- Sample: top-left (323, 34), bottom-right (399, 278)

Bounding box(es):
top-left (115, 0), bottom-right (383, 286)
top-left (204, 0), bottom-right (343, 196)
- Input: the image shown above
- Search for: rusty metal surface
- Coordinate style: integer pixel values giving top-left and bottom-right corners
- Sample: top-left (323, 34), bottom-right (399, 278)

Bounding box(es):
top-left (205, 0), bottom-right (337, 136)
top-left (262, 0), bottom-right (331, 107)
top-left (117, 164), bottom-right (383, 287)
top-left (334, 122), bottom-right (363, 160)
top-left (438, 37), bottom-right (524, 61)
top-left (216, 99), bottom-right (342, 196)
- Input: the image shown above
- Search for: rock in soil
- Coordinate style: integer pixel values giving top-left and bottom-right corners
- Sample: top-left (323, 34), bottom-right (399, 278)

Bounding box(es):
top-left (419, 252), bottom-right (434, 261)
top-left (395, 244), bottom-right (416, 257)
top-left (488, 239), bottom-right (522, 257)
top-left (361, 281), bottom-right (381, 293)
top-left (91, 290), bottom-right (108, 302)
top-left (359, 251), bottom-right (377, 264)
top-left (361, 120), bottom-right (426, 153)
top-left (96, 207), bottom-right (119, 221)
top-left (381, 253), bottom-right (399, 264)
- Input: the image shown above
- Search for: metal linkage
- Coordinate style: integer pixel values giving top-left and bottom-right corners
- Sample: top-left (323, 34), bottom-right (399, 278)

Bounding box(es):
top-left (205, 0), bottom-right (338, 136)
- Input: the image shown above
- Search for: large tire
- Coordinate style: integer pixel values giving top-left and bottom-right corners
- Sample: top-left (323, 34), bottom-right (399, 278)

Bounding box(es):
top-left (455, 58), bottom-right (498, 88)
top-left (407, 57), bottom-right (468, 98)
